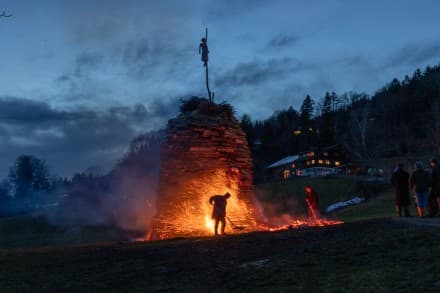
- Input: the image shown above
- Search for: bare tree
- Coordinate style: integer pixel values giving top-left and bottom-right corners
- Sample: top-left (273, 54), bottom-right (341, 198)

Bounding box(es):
top-left (347, 106), bottom-right (371, 159)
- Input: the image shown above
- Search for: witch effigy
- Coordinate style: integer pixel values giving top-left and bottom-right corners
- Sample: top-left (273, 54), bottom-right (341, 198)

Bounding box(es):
top-left (199, 37), bottom-right (209, 67)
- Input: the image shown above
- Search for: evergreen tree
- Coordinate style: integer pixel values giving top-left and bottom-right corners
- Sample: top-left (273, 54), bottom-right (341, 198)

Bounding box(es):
top-left (240, 114), bottom-right (254, 145)
top-left (8, 155), bottom-right (51, 198)
top-left (322, 92), bottom-right (332, 115)
top-left (299, 95), bottom-right (314, 130)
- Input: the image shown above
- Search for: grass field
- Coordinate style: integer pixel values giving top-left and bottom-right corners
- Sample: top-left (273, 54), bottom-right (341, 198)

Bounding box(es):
top-left (255, 175), bottom-right (396, 220)
top-left (0, 219), bottom-right (439, 291)
top-left (0, 215), bottom-right (132, 249)
top-left (2, 176), bottom-right (438, 291)
top-left (255, 176), bottom-right (356, 209)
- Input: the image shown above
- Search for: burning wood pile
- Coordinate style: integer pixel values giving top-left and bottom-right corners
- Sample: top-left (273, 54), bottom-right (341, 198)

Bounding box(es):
top-left (149, 98), bottom-right (258, 239)
top-left (147, 98), bottom-right (342, 240)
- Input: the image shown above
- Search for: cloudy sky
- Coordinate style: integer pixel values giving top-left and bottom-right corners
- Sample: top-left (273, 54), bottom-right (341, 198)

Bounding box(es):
top-left (0, 0), bottom-right (439, 178)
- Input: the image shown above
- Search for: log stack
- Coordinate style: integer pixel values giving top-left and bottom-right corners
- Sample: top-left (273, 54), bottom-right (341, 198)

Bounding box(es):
top-left (150, 99), bottom-right (258, 239)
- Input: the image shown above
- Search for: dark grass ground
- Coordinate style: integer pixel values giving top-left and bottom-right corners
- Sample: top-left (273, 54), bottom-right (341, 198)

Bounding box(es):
top-left (1, 177), bottom-right (438, 291)
top-left (255, 176), bottom-right (356, 212)
top-left (0, 219), bottom-right (439, 291)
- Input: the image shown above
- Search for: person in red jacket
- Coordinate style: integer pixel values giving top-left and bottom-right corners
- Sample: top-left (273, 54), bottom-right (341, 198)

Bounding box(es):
top-left (305, 185), bottom-right (320, 220)
top-left (209, 192), bottom-right (231, 236)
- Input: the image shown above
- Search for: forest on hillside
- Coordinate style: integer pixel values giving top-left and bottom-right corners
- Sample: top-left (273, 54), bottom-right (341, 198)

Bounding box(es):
top-left (241, 64), bottom-right (440, 174)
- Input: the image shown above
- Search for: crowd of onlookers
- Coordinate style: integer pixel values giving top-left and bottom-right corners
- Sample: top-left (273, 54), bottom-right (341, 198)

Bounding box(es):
top-left (391, 158), bottom-right (440, 217)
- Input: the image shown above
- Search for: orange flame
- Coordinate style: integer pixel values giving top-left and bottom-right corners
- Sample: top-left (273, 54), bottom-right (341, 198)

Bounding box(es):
top-left (147, 169), bottom-right (342, 240)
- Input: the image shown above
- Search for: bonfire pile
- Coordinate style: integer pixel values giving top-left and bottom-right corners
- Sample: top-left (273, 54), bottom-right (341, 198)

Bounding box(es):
top-left (149, 98), bottom-right (258, 239)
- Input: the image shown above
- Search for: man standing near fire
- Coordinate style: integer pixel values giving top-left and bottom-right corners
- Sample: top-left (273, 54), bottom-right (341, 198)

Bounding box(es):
top-left (209, 192), bottom-right (231, 236)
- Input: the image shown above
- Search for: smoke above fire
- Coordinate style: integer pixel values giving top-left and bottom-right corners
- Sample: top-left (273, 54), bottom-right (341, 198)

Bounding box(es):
top-left (41, 131), bottom-right (163, 232)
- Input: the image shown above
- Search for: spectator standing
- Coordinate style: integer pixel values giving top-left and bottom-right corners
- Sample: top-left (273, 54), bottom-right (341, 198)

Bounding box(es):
top-left (409, 161), bottom-right (431, 218)
top-left (391, 163), bottom-right (411, 217)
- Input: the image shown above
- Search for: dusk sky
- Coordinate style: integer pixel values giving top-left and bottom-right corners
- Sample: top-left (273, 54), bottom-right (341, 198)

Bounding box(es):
top-left (1, 0), bottom-right (439, 178)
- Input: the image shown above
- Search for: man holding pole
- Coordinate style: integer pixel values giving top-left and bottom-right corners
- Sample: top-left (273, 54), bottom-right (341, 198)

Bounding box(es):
top-left (209, 192), bottom-right (231, 236)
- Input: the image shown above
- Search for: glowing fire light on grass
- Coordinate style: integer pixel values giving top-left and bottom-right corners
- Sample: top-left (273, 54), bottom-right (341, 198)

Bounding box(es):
top-left (147, 169), bottom-right (342, 240)
top-left (149, 169), bottom-right (258, 239)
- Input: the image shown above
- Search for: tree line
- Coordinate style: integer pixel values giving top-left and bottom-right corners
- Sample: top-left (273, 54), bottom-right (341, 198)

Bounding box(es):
top-left (240, 64), bottom-right (440, 176)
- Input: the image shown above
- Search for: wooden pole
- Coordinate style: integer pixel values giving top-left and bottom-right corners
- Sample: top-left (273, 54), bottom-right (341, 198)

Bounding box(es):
top-left (204, 28), bottom-right (213, 103)
top-left (206, 63), bottom-right (212, 103)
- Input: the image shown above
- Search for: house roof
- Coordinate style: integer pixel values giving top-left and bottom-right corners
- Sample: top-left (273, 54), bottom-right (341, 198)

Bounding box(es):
top-left (266, 155), bottom-right (299, 169)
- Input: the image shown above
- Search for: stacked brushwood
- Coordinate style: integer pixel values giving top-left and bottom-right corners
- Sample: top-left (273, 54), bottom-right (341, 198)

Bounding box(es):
top-left (150, 98), bottom-right (257, 239)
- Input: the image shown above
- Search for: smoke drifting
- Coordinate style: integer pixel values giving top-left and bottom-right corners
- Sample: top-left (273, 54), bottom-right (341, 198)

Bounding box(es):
top-left (44, 131), bottom-right (164, 232)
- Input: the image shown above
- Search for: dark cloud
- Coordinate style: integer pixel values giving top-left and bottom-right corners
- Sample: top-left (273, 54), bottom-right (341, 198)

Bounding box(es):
top-left (122, 38), bottom-right (193, 80)
top-left (341, 55), bottom-right (372, 68)
top-left (60, 0), bottom-right (192, 48)
top-left (55, 50), bottom-right (108, 103)
top-left (207, 0), bottom-right (272, 18)
top-left (385, 41), bottom-right (440, 68)
top-left (0, 97), bottom-right (69, 124)
top-left (267, 34), bottom-right (300, 48)
top-left (74, 52), bottom-right (104, 75)
top-left (0, 96), bottom-right (179, 178)
top-left (215, 57), bottom-right (317, 87)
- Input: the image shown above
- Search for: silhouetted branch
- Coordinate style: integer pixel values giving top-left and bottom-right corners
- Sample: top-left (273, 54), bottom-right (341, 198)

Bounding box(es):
top-left (0, 11), bottom-right (12, 18)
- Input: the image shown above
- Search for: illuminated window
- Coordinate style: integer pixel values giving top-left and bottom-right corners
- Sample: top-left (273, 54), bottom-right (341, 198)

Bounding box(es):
top-left (294, 130), bottom-right (302, 136)
top-left (306, 161), bottom-right (310, 166)
top-left (335, 161), bottom-right (341, 166)
top-left (310, 151), bottom-right (315, 156)
top-left (318, 159), bottom-right (323, 164)
top-left (311, 160), bottom-right (315, 164)
top-left (283, 170), bottom-right (290, 179)
top-left (325, 160), bottom-right (331, 165)
top-left (291, 163), bottom-right (296, 169)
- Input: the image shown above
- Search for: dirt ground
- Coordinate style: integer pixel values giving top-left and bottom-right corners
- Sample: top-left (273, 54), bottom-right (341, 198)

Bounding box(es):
top-left (0, 218), bottom-right (439, 291)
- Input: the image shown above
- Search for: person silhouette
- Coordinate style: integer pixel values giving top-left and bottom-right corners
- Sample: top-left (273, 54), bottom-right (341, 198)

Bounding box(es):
top-left (199, 37), bottom-right (209, 67)
top-left (209, 192), bottom-right (231, 236)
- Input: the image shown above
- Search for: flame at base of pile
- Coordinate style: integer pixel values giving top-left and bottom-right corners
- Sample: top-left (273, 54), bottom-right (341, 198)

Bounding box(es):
top-left (150, 169), bottom-right (258, 239)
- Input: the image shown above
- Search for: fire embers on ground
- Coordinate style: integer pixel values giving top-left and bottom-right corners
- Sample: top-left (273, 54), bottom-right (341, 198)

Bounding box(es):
top-left (149, 100), bottom-right (258, 239)
top-left (257, 213), bottom-right (344, 232)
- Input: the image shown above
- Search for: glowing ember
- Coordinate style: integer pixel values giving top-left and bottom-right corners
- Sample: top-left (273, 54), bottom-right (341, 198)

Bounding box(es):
top-left (150, 169), bottom-right (258, 239)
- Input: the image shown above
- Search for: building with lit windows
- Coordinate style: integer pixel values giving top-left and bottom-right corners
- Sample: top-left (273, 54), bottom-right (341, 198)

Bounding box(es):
top-left (266, 145), bottom-right (347, 181)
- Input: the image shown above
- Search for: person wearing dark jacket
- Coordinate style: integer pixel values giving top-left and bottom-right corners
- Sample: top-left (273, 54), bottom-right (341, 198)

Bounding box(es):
top-left (391, 163), bottom-right (411, 217)
top-left (209, 192), bottom-right (231, 236)
top-left (409, 161), bottom-right (431, 218)
top-left (429, 158), bottom-right (440, 216)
